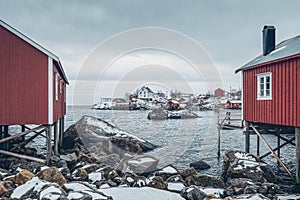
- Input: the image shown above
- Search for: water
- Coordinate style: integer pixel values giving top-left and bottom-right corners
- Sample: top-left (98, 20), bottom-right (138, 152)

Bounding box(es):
top-left (65, 106), bottom-right (297, 179)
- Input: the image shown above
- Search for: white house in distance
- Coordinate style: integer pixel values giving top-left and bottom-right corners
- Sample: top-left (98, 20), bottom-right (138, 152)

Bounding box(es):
top-left (137, 86), bottom-right (154, 101)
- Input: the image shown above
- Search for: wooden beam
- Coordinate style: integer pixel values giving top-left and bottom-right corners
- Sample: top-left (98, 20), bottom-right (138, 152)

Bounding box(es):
top-left (0, 149), bottom-right (46, 163)
top-left (0, 125), bottom-right (44, 144)
top-left (0, 126), bottom-right (2, 139)
top-left (21, 125), bottom-right (26, 141)
top-left (11, 129), bottom-right (46, 151)
top-left (46, 125), bottom-right (52, 165)
top-left (259, 137), bottom-right (295, 159)
top-left (245, 122), bottom-right (250, 153)
top-left (59, 117), bottom-right (64, 148)
top-left (54, 122), bottom-right (59, 155)
top-left (251, 124), bottom-right (295, 180)
top-left (257, 134), bottom-right (260, 156)
top-left (296, 127), bottom-right (300, 184)
top-left (3, 126), bottom-right (9, 150)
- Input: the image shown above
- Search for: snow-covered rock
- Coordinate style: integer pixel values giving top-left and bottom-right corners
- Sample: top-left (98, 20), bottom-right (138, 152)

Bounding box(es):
top-left (62, 115), bottom-right (156, 154)
top-left (222, 150), bottom-right (276, 183)
top-left (126, 155), bottom-right (158, 174)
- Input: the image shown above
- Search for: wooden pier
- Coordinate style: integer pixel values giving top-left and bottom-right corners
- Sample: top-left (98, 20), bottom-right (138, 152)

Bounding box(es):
top-left (0, 118), bottom-right (65, 164)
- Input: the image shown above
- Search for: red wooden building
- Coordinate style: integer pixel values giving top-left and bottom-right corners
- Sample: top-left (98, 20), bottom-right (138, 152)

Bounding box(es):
top-left (0, 20), bottom-right (68, 162)
top-left (236, 25), bottom-right (300, 127)
top-left (214, 88), bottom-right (224, 97)
top-left (236, 25), bottom-right (300, 182)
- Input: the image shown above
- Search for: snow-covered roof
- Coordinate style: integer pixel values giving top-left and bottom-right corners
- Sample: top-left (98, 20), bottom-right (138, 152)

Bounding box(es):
top-left (236, 34), bottom-right (300, 73)
top-left (227, 100), bottom-right (242, 104)
top-left (139, 86), bottom-right (153, 93)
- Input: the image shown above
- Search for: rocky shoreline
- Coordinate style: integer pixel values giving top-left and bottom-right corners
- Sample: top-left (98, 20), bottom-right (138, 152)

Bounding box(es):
top-left (0, 115), bottom-right (299, 199)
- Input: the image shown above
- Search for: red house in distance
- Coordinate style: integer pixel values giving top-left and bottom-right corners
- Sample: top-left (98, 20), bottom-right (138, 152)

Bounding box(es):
top-left (0, 20), bottom-right (68, 163)
top-left (236, 25), bottom-right (300, 182)
top-left (214, 88), bottom-right (224, 97)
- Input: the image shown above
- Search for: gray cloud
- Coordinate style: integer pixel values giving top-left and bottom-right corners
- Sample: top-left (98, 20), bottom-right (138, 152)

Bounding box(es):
top-left (1, 0), bottom-right (300, 104)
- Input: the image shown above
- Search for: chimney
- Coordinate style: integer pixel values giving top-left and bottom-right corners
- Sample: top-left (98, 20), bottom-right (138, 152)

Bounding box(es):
top-left (262, 25), bottom-right (276, 56)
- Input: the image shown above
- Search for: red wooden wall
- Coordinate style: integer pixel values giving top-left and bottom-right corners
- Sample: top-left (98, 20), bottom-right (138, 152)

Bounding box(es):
top-left (243, 57), bottom-right (300, 127)
top-left (0, 25), bottom-right (49, 125)
top-left (53, 66), bottom-right (66, 123)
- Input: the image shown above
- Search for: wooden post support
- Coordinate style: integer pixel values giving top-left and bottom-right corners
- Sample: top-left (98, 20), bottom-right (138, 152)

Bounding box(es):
top-left (0, 149), bottom-right (46, 163)
top-left (217, 126), bottom-right (221, 158)
top-left (0, 125), bottom-right (2, 139)
top-left (54, 122), bottom-right (59, 155)
top-left (277, 130), bottom-right (281, 162)
top-left (21, 125), bottom-right (26, 142)
top-left (46, 125), bottom-right (52, 165)
top-left (59, 117), bottom-right (64, 148)
top-left (251, 124), bottom-right (294, 180)
top-left (296, 127), bottom-right (300, 184)
top-left (4, 126), bottom-right (9, 150)
top-left (245, 121), bottom-right (250, 153)
top-left (257, 134), bottom-right (260, 156)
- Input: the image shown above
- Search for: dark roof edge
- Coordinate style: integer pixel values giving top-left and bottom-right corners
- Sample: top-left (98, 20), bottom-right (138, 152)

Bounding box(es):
top-left (235, 53), bottom-right (300, 73)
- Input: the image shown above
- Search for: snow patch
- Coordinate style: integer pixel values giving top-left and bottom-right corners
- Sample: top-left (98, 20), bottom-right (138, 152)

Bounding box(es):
top-left (64, 182), bottom-right (92, 192)
top-left (158, 166), bottom-right (178, 174)
top-left (128, 157), bottom-right (156, 165)
top-left (68, 192), bottom-right (84, 199)
top-left (85, 116), bottom-right (145, 143)
top-left (101, 187), bottom-right (185, 200)
top-left (89, 172), bottom-right (102, 183)
top-left (167, 182), bottom-right (185, 192)
top-left (11, 177), bottom-right (48, 199)
top-left (270, 46), bottom-right (287, 55)
top-left (40, 186), bottom-right (62, 199)
top-left (234, 152), bottom-right (256, 161)
top-left (199, 188), bottom-right (225, 198)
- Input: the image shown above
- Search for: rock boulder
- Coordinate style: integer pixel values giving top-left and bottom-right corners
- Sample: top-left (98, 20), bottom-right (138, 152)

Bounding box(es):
top-left (62, 115), bottom-right (156, 155)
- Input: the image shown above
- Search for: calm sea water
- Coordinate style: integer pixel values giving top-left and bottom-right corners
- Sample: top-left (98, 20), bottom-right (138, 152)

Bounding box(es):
top-left (65, 106), bottom-right (297, 178)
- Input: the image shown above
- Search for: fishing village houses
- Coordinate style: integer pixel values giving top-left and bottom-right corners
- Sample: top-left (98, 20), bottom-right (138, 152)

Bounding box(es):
top-left (0, 20), bottom-right (68, 164)
top-left (236, 25), bottom-right (300, 182)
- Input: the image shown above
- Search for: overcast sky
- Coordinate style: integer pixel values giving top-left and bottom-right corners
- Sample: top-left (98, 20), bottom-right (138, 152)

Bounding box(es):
top-left (1, 1), bottom-right (300, 105)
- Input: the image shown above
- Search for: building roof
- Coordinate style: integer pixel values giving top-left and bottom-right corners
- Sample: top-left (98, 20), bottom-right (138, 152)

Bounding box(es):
top-left (236, 34), bottom-right (300, 73)
top-left (0, 20), bottom-right (69, 84)
top-left (139, 86), bottom-right (153, 93)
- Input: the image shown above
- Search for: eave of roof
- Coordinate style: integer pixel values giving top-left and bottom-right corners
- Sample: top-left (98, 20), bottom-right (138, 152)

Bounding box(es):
top-left (235, 34), bottom-right (300, 73)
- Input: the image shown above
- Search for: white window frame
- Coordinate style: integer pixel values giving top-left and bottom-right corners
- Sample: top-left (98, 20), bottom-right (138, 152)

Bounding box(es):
top-left (60, 80), bottom-right (63, 94)
top-left (257, 72), bottom-right (272, 100)
top-left (55, 73), bottom-right (59, 101)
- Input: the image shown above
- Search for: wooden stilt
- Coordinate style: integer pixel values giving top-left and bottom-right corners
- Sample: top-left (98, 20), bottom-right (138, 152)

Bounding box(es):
top-left (21, 125), bottom-right (26, 142)
top-left (251, 124), bottom-right (294, 180)
top-left (217, 126), bottom-right (221, 158)
top-left (277, 130), bottom-right (281, 162)
top-left (257, 134), bottom-right (260, 156)
top-left (46, 125), bottom-right (52, 165)
top-left (295, 127), bottom-right (300, 184)
top-left (4, 126), bottom-right (9, 150)
top-left (59, 118), bottom-right (63, 148)
top-left (245, 121), bottom-right (250, 153)
top-left (54, 122), bottom-right (59, 155)
top-left (0, 125), bottom-right (2, 139)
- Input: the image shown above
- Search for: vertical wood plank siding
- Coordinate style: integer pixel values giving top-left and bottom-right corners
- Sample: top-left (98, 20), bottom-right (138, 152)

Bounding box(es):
top-left (0, 26), bottom-right (48, 125)
top-left (243, 57), bottom-right (300, 127)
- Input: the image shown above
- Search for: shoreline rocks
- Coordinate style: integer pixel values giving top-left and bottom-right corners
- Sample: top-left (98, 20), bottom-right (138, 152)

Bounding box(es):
top-left (0, 115), bottom-right (297, 199)
top-left (147, 108), bottom-right (199, 120)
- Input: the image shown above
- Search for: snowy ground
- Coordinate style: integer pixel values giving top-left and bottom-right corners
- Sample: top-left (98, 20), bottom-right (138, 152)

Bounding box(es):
top-left (100, 187), bottom-right (185, 200)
